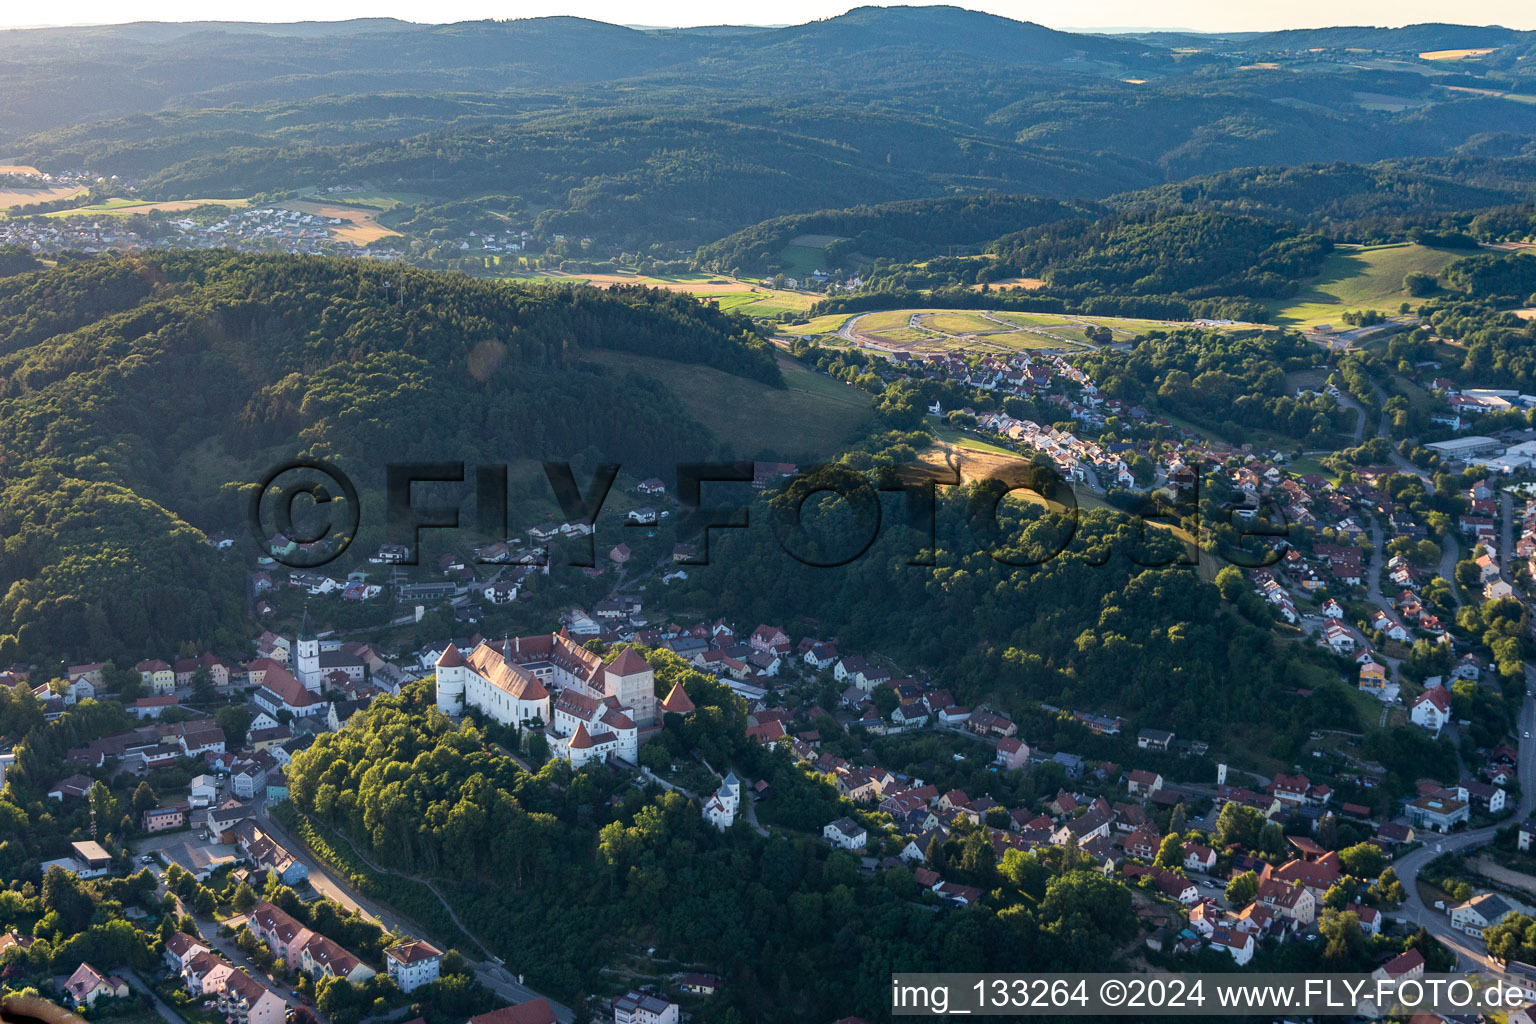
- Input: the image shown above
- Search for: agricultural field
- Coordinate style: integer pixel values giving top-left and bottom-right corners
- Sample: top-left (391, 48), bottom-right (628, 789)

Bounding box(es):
top-left (506, 270), bottom-right (813, 317)
top-left (584, 350), bottom-right (872, 457)
top-left (1264, 243), bottom-right (1465, 327)
top-left (0, 184), bottom-right (85, 209)
top-left (281, 199), bottom-right (399, 244)
top-left (45, 197), bottom-right (248, 217)
top-left (313, 189), bottom-right (432, 210)
top-left (1419, 47), bottom-right (1497, 60)
top-left (835, 307), bottom-right (1206, 354)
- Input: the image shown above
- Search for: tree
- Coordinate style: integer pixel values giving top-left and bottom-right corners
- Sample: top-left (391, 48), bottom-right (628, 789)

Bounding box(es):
top-left (1338, 842), bottom-right (1387, 879)
top-left (217, 704), bottom-right (252, 745)
top-left (1215, 565), bottom-right (1246, 602)
top-left (1215, 802), bottom-right (1264, 850)
top-left (1225, 870), bottom-right (1259, 907)
top-left (1319, 908), bottom-right (1367, 968)
top-left (41, 867), bottom-right (95, 936)
top-left (1370, 867), bottom-right (1406, 908)
top-left (131, 781), bottom-right (158, 814)
top-left (1154, 834), bottom-right (1183, 869)
top-left (190, 667), bottom-right (218, 704)
top-left (232, 882), bottom-right (258, 914)
top-left (1038, 870), bottom-right (1138, 970)
top-left (1322, 880), bottom-right (1353, 911)
top-left (1407, 924), bottom-right (1457, 972)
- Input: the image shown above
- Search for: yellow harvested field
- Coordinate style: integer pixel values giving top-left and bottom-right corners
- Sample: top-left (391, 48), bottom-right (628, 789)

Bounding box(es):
top-left (1515, 309), bottom-right (1536, 321)
top-left (0, 164), bottom-right (44, 176)
top-left (546, 272), bottom-right (754, 294)
top-left (1238, 62), bottom-right (1282, 70)
top-left (1419, 48), bottom-right (1497, 60)
top-left (0, 185), bottom-right (84, 209)
top-left (281, 200), bottom-right (399, 244)
top-left (970, 277), bottom-right (1045, 291)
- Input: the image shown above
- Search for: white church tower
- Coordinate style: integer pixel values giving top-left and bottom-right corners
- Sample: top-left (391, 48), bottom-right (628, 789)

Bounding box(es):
top-left (295, 607), bottom-right (321, 692)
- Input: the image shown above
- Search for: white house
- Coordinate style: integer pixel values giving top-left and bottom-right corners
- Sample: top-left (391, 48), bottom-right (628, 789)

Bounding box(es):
top-left (823, 817), bottom-right (867, 850)
top-left (383, 939), bottom-right (442, 993)
top-left (613, 991), bottom-right (679, 1024)
top-left (1208, 928), bottom-right (1254, 967)
top-left (1410, 687), bottom-right (1452, 734)
top-left (1451, 893), bottom-right (1519, 937)
top-left (189, 774), bottom-right (219, 808)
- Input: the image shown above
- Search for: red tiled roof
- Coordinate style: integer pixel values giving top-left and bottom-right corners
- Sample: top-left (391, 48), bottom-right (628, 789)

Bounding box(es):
top-left (608, 647), bottom-right (650, 676)
top-left (469, 1000), bottom-right (558, 1024)
top-left (568, 722), bottom-right (595, 750)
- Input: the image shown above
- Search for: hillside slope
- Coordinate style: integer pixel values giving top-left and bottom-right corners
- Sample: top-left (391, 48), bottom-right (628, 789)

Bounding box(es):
top-left (0, 252), bottom-right (784, 663)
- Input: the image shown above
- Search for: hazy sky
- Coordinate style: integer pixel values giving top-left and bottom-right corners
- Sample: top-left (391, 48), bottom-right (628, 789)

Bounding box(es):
top-left (4, 0), bottom-right (1535, 32)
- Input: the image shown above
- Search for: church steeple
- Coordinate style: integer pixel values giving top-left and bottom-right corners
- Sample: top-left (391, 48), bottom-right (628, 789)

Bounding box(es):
top-left (295, 605), bottom-right (321, 693)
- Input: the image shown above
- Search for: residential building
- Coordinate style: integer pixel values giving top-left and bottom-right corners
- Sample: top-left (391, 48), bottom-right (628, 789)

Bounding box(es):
top-left (63, 963), bottom-right (129, 1007)
top-left (1452, 893), bottom-right (1520, 937)
top-left (613, 991), bottom-right (680, 1024)
top-left (823, 817), bottom-right (868, 850)
top-left (384, 939), bottom-right (443, 993)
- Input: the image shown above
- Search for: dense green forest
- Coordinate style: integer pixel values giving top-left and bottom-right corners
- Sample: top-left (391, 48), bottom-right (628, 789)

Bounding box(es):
top-left (0, 253), bottom-right (781, 664)
top-left (665, 437), bottom-right (1359, 759)
top-left (1075, 329), bottom-right (1347, 442)
top-left (694, 194), bottom-right (1097, 277)
top-left (805, 209), bottom-right (1333, 322)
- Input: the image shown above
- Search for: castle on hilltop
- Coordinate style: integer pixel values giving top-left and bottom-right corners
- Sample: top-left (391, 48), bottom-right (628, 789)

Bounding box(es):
top-left (435, 629), bottom-right (684, 768)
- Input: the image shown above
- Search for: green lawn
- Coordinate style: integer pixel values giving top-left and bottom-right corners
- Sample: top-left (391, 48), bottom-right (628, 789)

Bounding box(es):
top-left (1286, 456), bottom-right (1341, 483)
top-left (323, 189), bottom-right (433, 209)
top-left (782, 313), bottom-right (854, 336)
top-left (708, 290), bottom-right (816, 317)
top-left (585, 351), bottom-right (873, 458)
top-left (935, 426), bottom-right (1017, 457)
top-left (779, 243), bottom-right (832, 277)
top-left (924, 312), bottom-right (1014, 335)
top-left (1264, 243), bottom-right (1466, 326)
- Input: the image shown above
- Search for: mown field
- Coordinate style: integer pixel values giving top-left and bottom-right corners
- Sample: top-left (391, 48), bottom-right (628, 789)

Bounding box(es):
top-left (585, 350), bottom-right (872, 458)
top-left (813, 307), bottom-right (1209, 353)
top-left (1264, 242), bottom-right (1465, 326)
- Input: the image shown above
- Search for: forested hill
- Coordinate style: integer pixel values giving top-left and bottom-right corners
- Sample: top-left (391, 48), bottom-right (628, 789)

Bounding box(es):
top-left (11, 10), bottom-right (1536, 248)
top-left (1109, 159), bottom-right (1536, 227)
top-left (1246, 23), bottom-right (1531, 52)
top-left (0, 253), bottom-right (778, 664)
top-left (694, 194), bottom-right (1098, 277)
top-left (0, 8), bottom-right (1164, 142)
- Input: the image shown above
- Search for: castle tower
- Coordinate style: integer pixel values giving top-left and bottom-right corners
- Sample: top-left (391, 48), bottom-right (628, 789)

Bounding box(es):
top-left (659, 683), bottom-right (695, 716)
top-left (604, 647), bottom-right (656, 725)
top-left (296, 606), bottom-right (321, 692)
top-left (435, 643), bottom-right (467, 715)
